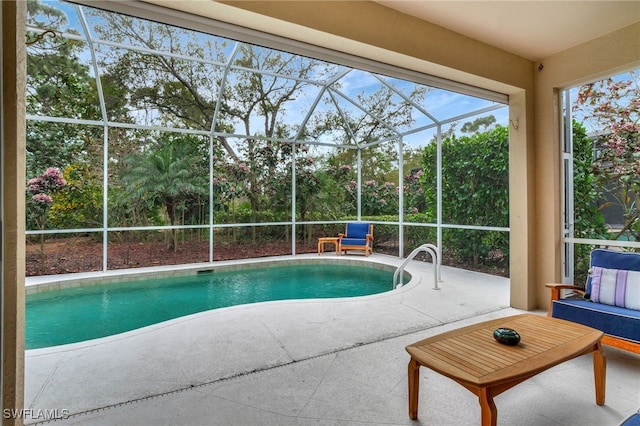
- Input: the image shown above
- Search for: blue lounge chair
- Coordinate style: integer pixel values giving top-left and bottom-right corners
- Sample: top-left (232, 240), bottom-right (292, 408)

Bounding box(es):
top-left (338, 222), bottom-right (373, 256)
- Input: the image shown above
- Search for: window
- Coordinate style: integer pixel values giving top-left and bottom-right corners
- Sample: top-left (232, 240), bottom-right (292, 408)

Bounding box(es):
top-left (562, 69), bottom-right (640, 284)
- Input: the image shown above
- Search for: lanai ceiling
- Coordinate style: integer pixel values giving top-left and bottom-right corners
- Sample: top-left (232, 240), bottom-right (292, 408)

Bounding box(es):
top-left (374, 1), bottom-right (640, 61)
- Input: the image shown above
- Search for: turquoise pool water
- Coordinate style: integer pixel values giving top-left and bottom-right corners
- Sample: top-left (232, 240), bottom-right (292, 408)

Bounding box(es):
top-left (26, 263), bottom-right (395, 349)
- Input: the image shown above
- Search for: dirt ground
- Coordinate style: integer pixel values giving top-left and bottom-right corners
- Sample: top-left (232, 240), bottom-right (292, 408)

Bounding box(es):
top-left (25, 237), bottom-right (319, 276)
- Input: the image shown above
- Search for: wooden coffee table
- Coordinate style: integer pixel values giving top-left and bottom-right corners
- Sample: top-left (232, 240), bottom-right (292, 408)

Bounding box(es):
top-left (406, 314), bottom-right (605, 426)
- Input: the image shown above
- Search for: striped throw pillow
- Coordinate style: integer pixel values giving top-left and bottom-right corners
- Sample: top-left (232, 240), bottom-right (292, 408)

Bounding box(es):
top-left (590, 266), bottom-right (640, 310)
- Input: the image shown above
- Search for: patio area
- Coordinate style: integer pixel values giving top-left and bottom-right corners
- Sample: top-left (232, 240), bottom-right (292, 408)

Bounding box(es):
top-left (24, 254), bottom-right (639, 425)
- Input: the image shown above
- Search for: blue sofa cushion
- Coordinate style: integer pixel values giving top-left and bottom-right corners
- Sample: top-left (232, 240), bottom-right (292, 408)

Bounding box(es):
top-left (552, 298), bottom-right (640, 344)
top-left (621, 409), bottom-right (640, 426)
top-left (346, 222), bottom-right (370, 239)
top-left (341, 238), bottom-right (366, 247)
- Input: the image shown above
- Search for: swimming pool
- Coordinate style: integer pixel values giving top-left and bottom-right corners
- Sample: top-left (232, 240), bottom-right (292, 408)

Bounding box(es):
top-left (26, 262), bottom-right (400, 349)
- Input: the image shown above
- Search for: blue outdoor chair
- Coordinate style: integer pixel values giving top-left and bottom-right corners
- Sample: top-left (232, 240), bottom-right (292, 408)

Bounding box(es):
top-left (338, 222), bottom-right (373, 256)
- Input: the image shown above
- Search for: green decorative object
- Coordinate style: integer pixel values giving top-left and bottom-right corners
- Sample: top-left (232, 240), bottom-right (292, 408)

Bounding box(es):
top-left (493, 328), bottom-right (521, 346)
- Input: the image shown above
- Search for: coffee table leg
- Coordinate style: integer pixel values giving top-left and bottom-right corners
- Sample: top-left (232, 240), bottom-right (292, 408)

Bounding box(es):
top-left (408, 358), bottom-right (420, 420)
top-left (479, 388), bottom-right (497, 426)
top-left (592, 342), bottom-right (606, 406)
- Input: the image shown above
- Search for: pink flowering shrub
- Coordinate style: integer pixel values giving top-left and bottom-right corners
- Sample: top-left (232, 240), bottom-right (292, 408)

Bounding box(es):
top-left (404, 168), bottom-right (425, 213)
top-left (212, 156), bottom-right (251, 210)
top-left (31, 193), bottom-right (53, 204)
top-left (26, 167), bottom-right (67, 273)
top-left (342, 179), bottom-right (399, 215)
top-left (27, 167), bottom-right (66, 196)
top-left (328, 162), bottom-right (425, 216)
top-left (27, 167), bottom-right (66, 230)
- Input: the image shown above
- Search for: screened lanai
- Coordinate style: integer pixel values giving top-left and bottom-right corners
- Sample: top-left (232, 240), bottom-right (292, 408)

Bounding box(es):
top-left (25, 0), bottom-right (509, 277)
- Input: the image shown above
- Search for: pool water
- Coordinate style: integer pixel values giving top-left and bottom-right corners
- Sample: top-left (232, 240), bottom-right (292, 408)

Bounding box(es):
top-left (26, 264), bottom-right (394, 349)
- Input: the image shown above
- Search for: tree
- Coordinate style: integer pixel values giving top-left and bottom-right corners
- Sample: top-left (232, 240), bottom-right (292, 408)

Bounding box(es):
top-left (421, 125), bottom-right (509, 267)
top-left (571, 120), bottom-right (609, 239)
top-left (48, 163), bottom-right (103, 230)
top-left (460, 116), bottom-right (496, 134)
top-left (571, 120), bottom-right (609, 283)
top-left (120, 134), bottom-right (209, 251)
top-left (227, 45), bottom-right (325, 219)
top-left (90, 11), bottom-right (331, 227)
top-left (26, 0), bottom-right (102, 177)
top-left (26, 0), bottom-right (129, 236)
top-left (320, 84), bottom-right (428, 183)
top-left (212, 156), bottom-right (251, 215)
top-left (315, 84), bottom-right (429, 222)
top-left (573, 72), bottom-right (640, 242)
top-left (89, 12), bottom-right (222, 129)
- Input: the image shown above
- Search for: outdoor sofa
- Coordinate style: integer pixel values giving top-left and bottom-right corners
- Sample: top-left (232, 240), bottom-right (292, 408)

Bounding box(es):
top-left (546, 248), bottom-right (640, 354)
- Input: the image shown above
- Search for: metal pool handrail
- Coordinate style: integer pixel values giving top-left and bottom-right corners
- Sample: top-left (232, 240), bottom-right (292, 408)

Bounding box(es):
top-left (393, 243), bottom-right (442, 290)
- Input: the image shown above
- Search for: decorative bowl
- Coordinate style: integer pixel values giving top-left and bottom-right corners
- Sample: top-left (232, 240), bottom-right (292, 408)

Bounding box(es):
top-left (493, 327), bottom-right (521, 346)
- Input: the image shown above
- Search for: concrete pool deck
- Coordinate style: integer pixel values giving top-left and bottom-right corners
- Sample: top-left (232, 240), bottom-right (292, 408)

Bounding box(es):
top-left (24, 254), bottom-right (640, 425)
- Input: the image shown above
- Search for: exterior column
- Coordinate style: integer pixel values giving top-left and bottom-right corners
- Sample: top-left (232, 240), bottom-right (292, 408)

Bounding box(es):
top-left (509, 90), bottom-right (538, 310)
top-left (2, 1), bottom-right (27, 425)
